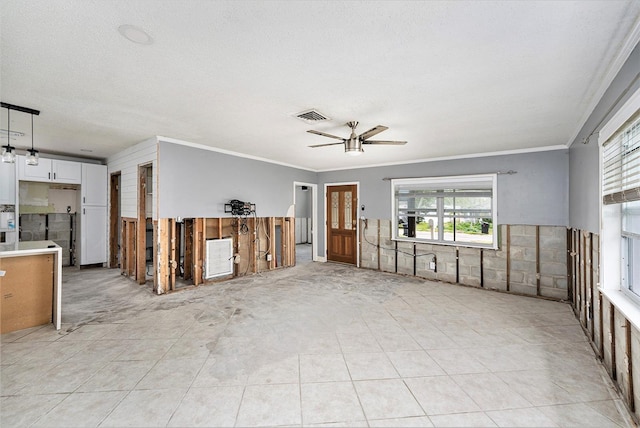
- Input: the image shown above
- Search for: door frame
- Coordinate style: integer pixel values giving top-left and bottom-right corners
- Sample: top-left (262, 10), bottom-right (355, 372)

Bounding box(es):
top-left (324, 181), bottom-right (360, 267)
top-left (292, 181), bottom-right (318, 262)
top-left (109, 171), bottom-right (121, 268)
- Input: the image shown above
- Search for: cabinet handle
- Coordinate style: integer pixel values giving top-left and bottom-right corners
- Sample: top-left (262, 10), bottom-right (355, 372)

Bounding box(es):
top-left (48, 172), bottom-right (51, 179)
top-left (54, 173), bottom-right (56, 179)
top-left (83, 208), bottom-right (85, 214)
top-left (83, 197), bottom-right (85, 203)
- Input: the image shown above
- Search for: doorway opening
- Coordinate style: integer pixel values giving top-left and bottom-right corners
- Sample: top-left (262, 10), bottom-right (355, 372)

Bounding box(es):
top-left (109, 172), bottom-right (121, 268)
top-left (293, 182), bottom-right (317, 264)
top-left (138, 164), bottom-right (154, 285)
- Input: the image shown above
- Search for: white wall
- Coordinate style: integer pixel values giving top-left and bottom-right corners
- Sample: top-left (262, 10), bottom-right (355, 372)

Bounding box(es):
top-left (107, 137), bottom-right (158, 219)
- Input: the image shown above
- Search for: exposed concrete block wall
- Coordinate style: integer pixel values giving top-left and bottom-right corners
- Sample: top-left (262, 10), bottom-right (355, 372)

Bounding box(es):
top-left (483, 226), bottom-right (508, 291)
top-left (20, 213), bottom-right (76, 266)
top-left (360, 220), bottom-right (568, 300)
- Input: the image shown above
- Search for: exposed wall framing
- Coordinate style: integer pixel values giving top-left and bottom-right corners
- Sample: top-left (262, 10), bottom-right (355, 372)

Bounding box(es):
top-left (152, 216), bottom-right (295, 294)
top-left (568, 228), bottom-right (639, 423)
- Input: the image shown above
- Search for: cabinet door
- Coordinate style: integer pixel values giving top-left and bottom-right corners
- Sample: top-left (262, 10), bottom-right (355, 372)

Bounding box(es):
top-left (0, 161), bottom-right (16, 204)
top-left (52, 160), bottom-right (81, 184)
top-left (81, 205), bottom-right (107, 264)
top-left (17, 156), bottom-right (52, 182)
top-left (81, 164), bottom-right (107, 205)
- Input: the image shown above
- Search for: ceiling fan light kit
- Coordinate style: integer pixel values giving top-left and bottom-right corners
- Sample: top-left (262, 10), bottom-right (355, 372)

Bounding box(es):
top-left (308, 120), bottom-right (407, 155)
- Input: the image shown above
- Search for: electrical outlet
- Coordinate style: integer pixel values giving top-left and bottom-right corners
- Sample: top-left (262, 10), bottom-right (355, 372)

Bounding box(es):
top-left (429, 261), bottom-right (436, 270)
top-left (266, 254), bottom-right (272, 262)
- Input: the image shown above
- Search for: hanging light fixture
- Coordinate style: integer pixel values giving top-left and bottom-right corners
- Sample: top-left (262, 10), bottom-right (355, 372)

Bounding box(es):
top-left (1, 108), bottom-right (16, 163)
top-left (1, 102), bottom-right (41, 164)
top-left (26, 113), bottom-right (39, 166)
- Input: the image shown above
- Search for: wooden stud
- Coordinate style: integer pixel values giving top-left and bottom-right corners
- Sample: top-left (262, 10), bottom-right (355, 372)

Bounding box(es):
top-left (599, 291), bottom-right (604, 358)
top-left (611, 303), bottom-right (617, 381)
top-left (153, 220), bottom-right (158, 291)
top-left (170, 219), bottom-right (177, 291)
top-left (583, 232), bottom-right (588, 327)
top-left (193, 218), bottom-right (203, 286)
top-left (626, 319), bottom-right (635, 412)
top-left (158, 218), bottom-right (169, 294)
top-left (184, 219), bottom-right (193, 281)
top-left (269, 217), bottom-right (276, 269)
top-left (377, 220), bottom-right (381, 271)
top-left (536, 225), bottom-right (540, 296)
top-left (590, 233), bottom-right (595, 342)
top-left (567, 228), bottom-right (573, 305)
top-left (506, 225), bottom-right (511, 292)
top-left (120, 218), bottom-right (126, 276)
top-left (127, 220), bottom-right (136, 277)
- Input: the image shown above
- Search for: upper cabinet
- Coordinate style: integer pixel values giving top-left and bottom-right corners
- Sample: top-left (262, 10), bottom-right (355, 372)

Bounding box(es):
top-left (17, 156), bottom-right (82, 184)
top-left (0, 161), bottom-right (16, 205)
top-left (81, 163), bottom-right (107, 206)
top-left (52, 160), bottom-right (82, 184)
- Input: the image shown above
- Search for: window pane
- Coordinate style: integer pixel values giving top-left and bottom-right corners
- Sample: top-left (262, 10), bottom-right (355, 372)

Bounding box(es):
top-left (331, 192), bottom-right (339, 229)
top-left (623, 200), bottom-right (640, 235)
top-left (624, 236), bottom-right (640, 297)
top-left (392, 174), bottom-right (496, 248)
top-left (344, 191), bottom-right (353, 230)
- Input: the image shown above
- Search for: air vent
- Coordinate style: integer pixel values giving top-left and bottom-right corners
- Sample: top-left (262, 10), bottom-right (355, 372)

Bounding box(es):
top-left (294, 109), bottom-right (330, 123)
top-left (205, 238), bottom-right (234, 279)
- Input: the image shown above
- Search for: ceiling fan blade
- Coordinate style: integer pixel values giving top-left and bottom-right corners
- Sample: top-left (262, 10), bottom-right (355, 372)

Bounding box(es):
top-left (359, 125), bottom-right (388, 140)
top-left (308, 142), bottom-right (345, 148)
top-left (362, 140), bottom-right (407, 145)
top-left (307, 129), bottom-right (344, 140)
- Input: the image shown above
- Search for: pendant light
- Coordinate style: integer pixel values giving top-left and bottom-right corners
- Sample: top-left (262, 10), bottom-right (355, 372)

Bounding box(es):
top-left (1, 108), bottom-right (16, 163)
top-left (25, 113), bottom-right (39, 166)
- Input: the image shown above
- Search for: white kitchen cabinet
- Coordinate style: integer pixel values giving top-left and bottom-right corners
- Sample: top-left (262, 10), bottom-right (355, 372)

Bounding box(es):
top-left (0, 161), bottom-right (16, 204)
top-left (52, 160), bottom-right (81, 184)
top-left (17, 157), bottom-right (82, 184)
top-left (17, 156), bottom-right (52, 182)
top-left (80, 205), bottom-right (107, 264)
top-left (81, 164), bottom-right (107, 206)
top-left (79, 163), bottom-right (107, 265)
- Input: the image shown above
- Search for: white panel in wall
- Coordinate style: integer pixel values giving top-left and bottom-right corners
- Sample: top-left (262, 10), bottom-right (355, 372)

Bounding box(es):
top-left (205, 238), bottom-right (234, 279)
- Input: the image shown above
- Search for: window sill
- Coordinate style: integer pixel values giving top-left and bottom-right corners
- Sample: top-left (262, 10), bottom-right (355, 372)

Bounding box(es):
top-left (599, 287), bottom-right (640, 332)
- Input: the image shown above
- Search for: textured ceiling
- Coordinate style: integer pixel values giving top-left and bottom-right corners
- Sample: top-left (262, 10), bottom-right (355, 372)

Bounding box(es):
top-left (1, 0), bottom-right (639, 171)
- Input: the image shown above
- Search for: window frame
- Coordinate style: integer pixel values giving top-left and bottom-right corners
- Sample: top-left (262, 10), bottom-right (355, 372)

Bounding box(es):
top-left (599, 86), bottom-right (640, 323)
top-left (390, 173), bottom-right (498, 249)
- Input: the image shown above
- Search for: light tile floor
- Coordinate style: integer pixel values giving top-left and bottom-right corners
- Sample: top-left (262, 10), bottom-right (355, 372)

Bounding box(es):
top-left (1, 262), bottom-right (635, 427)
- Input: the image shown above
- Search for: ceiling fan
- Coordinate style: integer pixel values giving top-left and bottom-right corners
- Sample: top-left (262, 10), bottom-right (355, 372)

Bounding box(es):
top-left (307, 121), bottom-right (407, 156)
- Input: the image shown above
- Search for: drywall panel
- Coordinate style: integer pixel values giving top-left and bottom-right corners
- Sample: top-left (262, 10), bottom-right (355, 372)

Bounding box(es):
top-left (569, 42), bottom-right (640, 232)
top-left (157, 142), bottom-right (317, 218)
top-left (107, 137), bottom-right (157, 219)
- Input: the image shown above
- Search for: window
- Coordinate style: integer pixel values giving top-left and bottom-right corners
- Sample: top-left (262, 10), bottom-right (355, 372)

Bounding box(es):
top-left (602, 111), bottom-right (640, 299)
top-left (391, 174), bottom-right (497, 248)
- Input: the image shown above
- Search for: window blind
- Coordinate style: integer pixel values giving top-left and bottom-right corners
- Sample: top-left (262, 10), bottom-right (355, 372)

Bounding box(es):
top-left (603, 111), bottom-right (640, 205)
